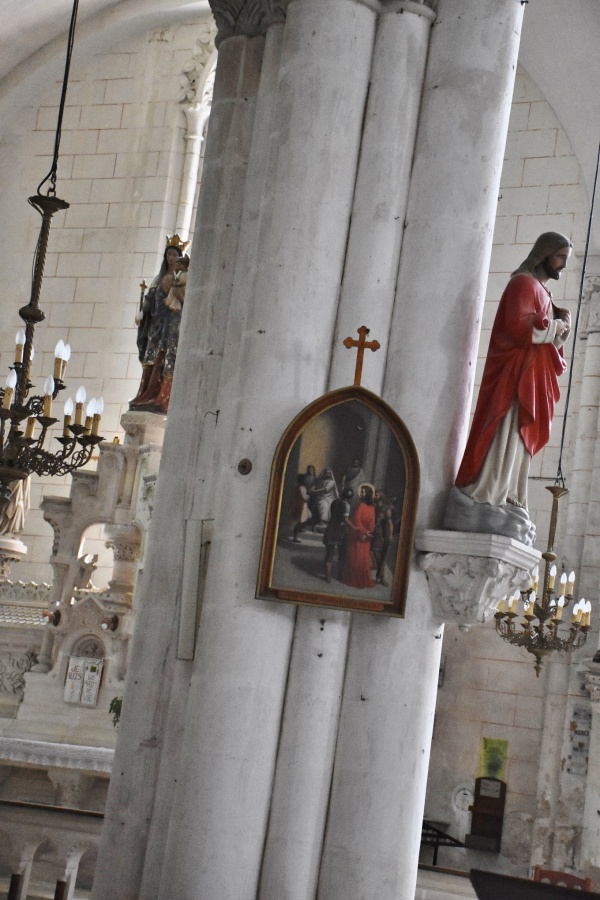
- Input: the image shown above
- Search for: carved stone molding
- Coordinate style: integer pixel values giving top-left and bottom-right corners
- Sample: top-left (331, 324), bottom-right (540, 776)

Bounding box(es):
top-left (209, 0), bottom-right (288, 43)
top-left (0, 737), bottom-right (113, 773)
top-left (416, 529), bottom-right (540, 628)
top-left (178, 20), bottom-right (217, 105)
top-left (585, 665), bottom-right (600, 708)
top-left (0, 651), bottom-right (37, 702)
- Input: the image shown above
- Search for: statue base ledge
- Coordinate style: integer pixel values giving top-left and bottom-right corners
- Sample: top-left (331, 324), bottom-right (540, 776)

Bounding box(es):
top-left (415, 529), bottom-right (541, 629)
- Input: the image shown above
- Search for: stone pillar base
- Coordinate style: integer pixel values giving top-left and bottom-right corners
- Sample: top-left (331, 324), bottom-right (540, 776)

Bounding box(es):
top-left (415, 529), bottom-right (540, 628)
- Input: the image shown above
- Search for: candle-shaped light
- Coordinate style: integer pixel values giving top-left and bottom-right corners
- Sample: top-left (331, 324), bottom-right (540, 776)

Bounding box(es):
top-left (85, 398), bottom-right (96, 433)
top-left (583, 600), bottom-right (592, 628)
top-left (497, 597), bottom-right (507, 614)
top-left (42, 375), bottom-right (55, 417)
top-left (559, 572), bottom-right (567, 597)
top-left (567, 570), bottom-right (575, 595)
top-left (26, 343), bottom-right (34, 381)
top-left (548, 564), bottom-right (557, 590)
top-left (15, 329), bottom-right (26, 364)
top-left (63, 397), bottom-right (74, 437)
top-left (92, 396), bottom-right (103, 436)
top-left (54, 340), bottom-right (65, 379)
top-left (531, 565), bottom-right (539, 592)
top-left (75, 386), bottom-right (86, 425)
top-left (574, 601), bottom-right (584, 625)
top-left (61, 343), bottom-right (71, 379)
top-left (2, 370), bottom-right (17, 408)
top-left (556, 596), bottom-right (565, 621)
top-left (510, 593), bottom-right (519, 614)
top-left (527, 591), bottom-right (537, 615)
top-left (25, 417), bottom-right (35, 439)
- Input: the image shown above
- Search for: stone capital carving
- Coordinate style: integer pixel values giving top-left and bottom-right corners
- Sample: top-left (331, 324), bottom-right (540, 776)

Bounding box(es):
top-left (209, 0), bottom-right (288, 43)
top-left (416, 529), bottom-right (540, 628)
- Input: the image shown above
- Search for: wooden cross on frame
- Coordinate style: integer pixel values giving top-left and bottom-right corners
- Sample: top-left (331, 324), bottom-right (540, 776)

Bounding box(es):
top-left (343, 325), bottom-right (380, 386)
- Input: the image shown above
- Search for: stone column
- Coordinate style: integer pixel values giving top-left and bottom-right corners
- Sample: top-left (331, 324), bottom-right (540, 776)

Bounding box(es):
top-left (156, 1), bottom-right (377, 898)
top-left (92, 29), bottom-right (267, 900)
top-left (258, 5), bottom-right (434, 898)
top-left (582, 664), bottom-right (600, 882)
top-left (317, 2), bottom-right (524, 898)
top-left (176, 102), bottom-right (212, 239)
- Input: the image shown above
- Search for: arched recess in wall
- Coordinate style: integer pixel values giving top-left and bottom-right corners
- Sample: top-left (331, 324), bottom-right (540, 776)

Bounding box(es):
top-left (73, 844), bottom-right (99, 892)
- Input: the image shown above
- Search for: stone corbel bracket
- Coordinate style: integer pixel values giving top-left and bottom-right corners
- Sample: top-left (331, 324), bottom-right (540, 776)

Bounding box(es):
top-left (415, 529), bottom-right (541, 629)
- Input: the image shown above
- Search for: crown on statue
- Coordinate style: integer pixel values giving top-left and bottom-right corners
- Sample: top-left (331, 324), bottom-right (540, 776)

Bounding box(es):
top-left (165, 233), bottom-right (190, 252)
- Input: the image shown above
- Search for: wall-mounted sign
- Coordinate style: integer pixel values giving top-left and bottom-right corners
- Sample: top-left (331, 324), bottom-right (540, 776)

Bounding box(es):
top-left (64, 656), bottom-right (104, 707)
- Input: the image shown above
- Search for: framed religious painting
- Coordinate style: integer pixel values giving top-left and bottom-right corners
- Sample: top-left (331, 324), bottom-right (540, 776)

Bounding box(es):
top-left (256, 385), bottom-right (419, 617)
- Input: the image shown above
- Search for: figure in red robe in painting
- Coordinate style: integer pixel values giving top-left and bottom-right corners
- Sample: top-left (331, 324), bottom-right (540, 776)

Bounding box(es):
top-left (446, 233), bottom-right (572, 546)
top-left (342, 483), bottom-right (376, 589)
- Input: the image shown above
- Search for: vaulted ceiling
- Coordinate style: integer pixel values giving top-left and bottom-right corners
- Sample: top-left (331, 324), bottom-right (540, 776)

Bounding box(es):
top-left (1, 0), bottom-right (598, 212)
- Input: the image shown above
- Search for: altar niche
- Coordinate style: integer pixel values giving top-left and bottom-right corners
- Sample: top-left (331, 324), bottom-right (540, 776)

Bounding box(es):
top-left (257, 386), bottom-right (419, 617)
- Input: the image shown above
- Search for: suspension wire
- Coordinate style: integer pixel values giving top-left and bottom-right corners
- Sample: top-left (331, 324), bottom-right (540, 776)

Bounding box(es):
top-left (554, 141), bottom-right (600, 488)
top-left (36, 0), bottom-right (81, 198)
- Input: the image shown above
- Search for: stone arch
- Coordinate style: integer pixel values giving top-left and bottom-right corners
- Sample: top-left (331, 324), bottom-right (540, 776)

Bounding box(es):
top-left (70, 633), bottom-right (106, 660)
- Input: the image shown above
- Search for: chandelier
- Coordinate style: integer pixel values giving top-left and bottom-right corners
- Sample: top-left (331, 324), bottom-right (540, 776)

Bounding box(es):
top-left (495, 486), bottom-right (590, 676)
top-left (0, 0), bottom-right (104, 519)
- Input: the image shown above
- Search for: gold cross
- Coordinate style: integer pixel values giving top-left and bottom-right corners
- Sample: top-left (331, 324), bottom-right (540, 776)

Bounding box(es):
top-left (343, 326), bottom-right (380, 387)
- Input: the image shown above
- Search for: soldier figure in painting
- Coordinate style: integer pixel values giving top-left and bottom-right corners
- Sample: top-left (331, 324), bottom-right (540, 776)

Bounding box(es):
top-left (445, 232), bottom-right (572, 545)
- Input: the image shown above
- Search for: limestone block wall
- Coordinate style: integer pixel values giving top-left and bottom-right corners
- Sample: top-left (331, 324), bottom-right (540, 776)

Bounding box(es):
top-left (423, 65), bottom-right (594, 876)
top-left (0, 16), bottom-right (215, 585)
top-left (476, 66), bottom-right (589, 544)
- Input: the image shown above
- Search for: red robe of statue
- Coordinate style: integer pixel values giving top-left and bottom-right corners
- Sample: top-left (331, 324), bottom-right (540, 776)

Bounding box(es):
top-left (456, 273), bottom-right (566, 488)
top-left (342, 501), bottom-right (376, 589)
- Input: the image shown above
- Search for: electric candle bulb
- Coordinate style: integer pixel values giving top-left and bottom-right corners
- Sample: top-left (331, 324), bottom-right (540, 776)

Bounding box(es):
top-left (2, 370), bottom-right (17, 409)
top-left (43, 375), bottom-right (55, 417)
top-left (583, 600), bottom-right (592, 628)
top-left (61, 343), bottom-right (71, 378)
top-left (548, 564), bottom-right (557, 590)
top-left (25, 417), bottom-right (35, 439)
top-left (75, 386), bottom-right (86, 425)
top-left (54, 340), bottom-right (65, 378)
top-left (531, 565), bottom-right (539, 591)
top-left (63, 397), bottom-right (74, 437)
top-left (91, 396), bottom-right (103, 436)
top-left (556, 596), bottom-right (565, 621)
top-left (85, 398), bottom-right (96, 433)
top-left (497, 597), bottom-right (507, 614)
top-left (567, 571), bottom-right (575, 594)
top-left (528, 591), bottom-right (537, 614)
top-left (15, 329), bottom-right (25, 364)
top-left (574, 601), bottom-right (584, 625)
top-left (559, 572), bottom-right (567, 597)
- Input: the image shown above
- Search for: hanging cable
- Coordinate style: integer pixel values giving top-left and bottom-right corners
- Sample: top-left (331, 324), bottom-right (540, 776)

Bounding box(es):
top-left (35, 0), bottom-right (81, 198)
top-left (554, 141), bottom-right (600, 488)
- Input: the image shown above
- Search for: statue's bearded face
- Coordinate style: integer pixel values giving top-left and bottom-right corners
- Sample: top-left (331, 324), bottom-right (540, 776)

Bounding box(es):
top-left (542, 247), bottom-right (571, 280)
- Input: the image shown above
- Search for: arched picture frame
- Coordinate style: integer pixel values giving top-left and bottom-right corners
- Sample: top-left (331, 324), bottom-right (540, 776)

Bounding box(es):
top-left (257, 386), bottom-right (419, 617)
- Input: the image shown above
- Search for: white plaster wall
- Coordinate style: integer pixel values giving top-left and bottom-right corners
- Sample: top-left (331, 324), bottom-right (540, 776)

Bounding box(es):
top-left (0, 18), bottom-right (211, 584)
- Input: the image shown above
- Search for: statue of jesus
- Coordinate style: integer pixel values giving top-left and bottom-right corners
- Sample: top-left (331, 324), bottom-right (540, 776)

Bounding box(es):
top-left (445, 232), bottom-right (572, 545)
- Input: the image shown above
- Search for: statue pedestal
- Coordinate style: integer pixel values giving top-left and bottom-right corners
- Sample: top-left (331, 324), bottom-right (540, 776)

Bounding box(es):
top-left (0, 535), bottom-right (27, 580)
top-left (415, 529), bottom-right (540, 629)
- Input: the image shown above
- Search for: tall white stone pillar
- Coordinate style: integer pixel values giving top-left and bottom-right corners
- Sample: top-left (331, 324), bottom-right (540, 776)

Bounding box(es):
top-left (155, 1), bottom-right (377, 897)
top-left (92, 31), bottom-right (267, 900)
top-left (317, 3), bottom-right (524, 899)
top-left (258, 5), bottom-right (434, 899)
